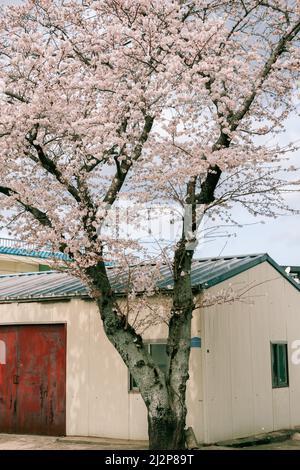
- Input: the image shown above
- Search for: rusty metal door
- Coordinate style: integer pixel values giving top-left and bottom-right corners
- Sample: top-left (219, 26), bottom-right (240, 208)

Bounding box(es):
top-left (0, 324), bottom-right (66, 436)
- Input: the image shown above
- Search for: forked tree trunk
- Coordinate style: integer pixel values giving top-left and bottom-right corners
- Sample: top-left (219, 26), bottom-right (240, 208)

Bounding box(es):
top-left (148, 408), bottom-right (186, 450)
top-left (146, 254), bottom-right (194, 449)
top-left (87, 255), bottom-right (194, 450)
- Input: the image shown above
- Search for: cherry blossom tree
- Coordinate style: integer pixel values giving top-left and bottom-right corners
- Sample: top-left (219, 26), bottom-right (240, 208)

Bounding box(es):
top-left (0, 0), bottom-right (299, 449)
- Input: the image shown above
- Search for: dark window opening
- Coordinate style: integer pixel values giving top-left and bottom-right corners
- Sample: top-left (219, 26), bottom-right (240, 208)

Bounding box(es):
top-left (271, 342), bottom-right (289, 388)
top-left (129, 343), bottom-right (168, 392)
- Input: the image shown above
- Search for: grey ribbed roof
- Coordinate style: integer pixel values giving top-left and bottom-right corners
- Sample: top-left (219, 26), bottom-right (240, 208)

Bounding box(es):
top-left (0, 253), bottom-right (297, 303)
top-left (0, 270), bottom-right (87, 301)
top-left (157, 254), bottom-right (265, 290)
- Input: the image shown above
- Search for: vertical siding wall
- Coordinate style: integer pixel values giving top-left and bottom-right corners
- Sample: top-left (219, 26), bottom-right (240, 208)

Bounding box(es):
top-left (0, 297), bottom-right (204, 441)
top-left (0, 258), bottom-right (40, 274)
top-left (186, 307), bottom-right (205, 443)
top-left (202, 261), bottom-right (300, 443)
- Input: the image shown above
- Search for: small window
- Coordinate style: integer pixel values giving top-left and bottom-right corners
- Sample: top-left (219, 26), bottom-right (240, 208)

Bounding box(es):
top-left (149, 343), bottom-right (168, 375)
top-left (129, 343), bottom-right (168, 392)
top-left (271, 343), bottom-right (289, 388)
top-left (39, 264), bottom-right (50, 272)
top-left (129, 374), bottom-right (139, 392)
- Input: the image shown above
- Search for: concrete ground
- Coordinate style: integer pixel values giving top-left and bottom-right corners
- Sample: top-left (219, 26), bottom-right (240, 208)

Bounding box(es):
top-left (1, 433), bottom-right (300, 450)
top-left (201, 440), bottom-right (300, 450)
top-left (245, 440), bottom-right (300, 450)
top-left (0, 433), bottom-right (148, 450)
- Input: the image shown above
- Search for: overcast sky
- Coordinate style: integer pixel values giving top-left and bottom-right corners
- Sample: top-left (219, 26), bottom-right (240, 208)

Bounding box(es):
top-left (196, 108), bottom-right (300, 266)
top-left (1, 0), bottom-right (300, 266)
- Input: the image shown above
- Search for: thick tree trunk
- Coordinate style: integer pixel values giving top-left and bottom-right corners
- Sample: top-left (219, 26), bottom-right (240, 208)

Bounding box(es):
top-left (148, 409), bottom-right (186, 450)
top-left (86, 259), bottom-right (193, 450)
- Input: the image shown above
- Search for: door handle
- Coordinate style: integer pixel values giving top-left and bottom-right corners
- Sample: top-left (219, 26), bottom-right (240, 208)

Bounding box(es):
top-left (13, 375), bottom-right (19, 384)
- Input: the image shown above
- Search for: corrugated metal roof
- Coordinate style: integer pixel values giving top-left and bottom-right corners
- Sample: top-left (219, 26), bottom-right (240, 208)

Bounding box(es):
top-left (0, 253), bottom-right (297, 303)
top-left (157, 253), bottom-right (266, 290)
top-left (0, 270), bottom-right (87, 301)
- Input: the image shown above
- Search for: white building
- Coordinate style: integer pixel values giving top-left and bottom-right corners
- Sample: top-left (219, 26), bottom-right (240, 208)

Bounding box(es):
top-left (0, 237), bottom-right (63, 274)
top-left (0, 253), bottom-right (299, 444)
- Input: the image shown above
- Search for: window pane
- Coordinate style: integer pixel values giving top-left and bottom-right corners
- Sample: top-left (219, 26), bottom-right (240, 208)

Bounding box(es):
top-left (130, 374), bottom-right (139, 390)
top-left (150, 344), bottom-right (168, 374)
top-left (129, 343), bottom-right (168, 391)
top-left (277, 344), bottom-right (288, 386)
top-left (271, 344), bottom-right (278, 387)
top-left (271, 343), bottom-right (289, 388)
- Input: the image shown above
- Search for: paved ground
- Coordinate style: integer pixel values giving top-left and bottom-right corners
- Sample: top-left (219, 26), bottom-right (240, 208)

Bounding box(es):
top-left (1, 433), bottom-right (300, 450)
top-left (201, 440), bottom-right (300, 450)
top-left (246, 440), bottom-right (300, 450)
top-left (0, 434), bottom-right (148, 450)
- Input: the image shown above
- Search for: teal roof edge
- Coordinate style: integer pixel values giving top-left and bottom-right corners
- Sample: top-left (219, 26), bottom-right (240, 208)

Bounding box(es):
top-left (0, 246), bottom-right (70, 261)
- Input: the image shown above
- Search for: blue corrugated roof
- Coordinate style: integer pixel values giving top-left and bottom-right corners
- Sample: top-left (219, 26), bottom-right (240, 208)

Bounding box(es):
top-left (0, 253), bottom-right (297, 303)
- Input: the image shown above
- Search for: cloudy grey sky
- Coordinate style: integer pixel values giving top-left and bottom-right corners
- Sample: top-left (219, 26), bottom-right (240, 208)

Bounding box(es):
top-left (1, 0), bottom-right (300, 265)
top-left (196, 107), bottom-right (300, 265)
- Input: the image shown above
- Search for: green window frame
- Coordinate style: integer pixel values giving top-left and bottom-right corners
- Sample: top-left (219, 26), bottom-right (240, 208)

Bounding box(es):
top-left (39, 264), bottom-right (50, 272)
top-left (271, 342), bottom-right (289, 388)
top-left (129, 342), bottom-right (168, 392)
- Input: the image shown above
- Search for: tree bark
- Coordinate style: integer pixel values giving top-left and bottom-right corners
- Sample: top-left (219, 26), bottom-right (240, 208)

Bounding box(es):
top-left (148, 408), bottom-right (186, 450)
top-left (84, 172), bottom-right (204, 449)
top-left (86, 259), bottom-right (193, 450)
top-left (85, 177), bottom-right (200, 450)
